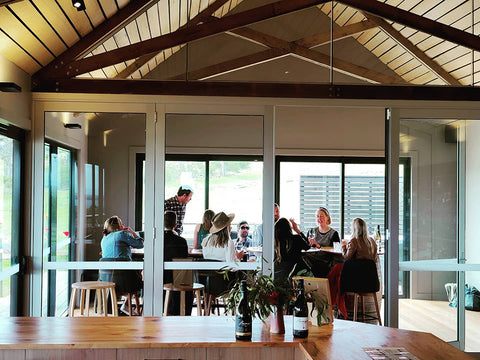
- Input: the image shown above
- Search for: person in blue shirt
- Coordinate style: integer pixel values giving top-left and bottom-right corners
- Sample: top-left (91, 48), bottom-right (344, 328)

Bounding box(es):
top-left (100, 215), bottom-right (144, 315)
top-left (101, 215), bottom-right (144, 260)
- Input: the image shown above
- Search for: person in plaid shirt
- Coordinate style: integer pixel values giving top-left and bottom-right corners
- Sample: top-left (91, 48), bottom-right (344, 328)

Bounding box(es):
top-left (164, 185), bottom-right (193, 235)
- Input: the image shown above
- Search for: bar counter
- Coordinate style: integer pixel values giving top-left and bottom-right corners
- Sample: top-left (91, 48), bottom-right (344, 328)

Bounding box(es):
top-left (0, 316), bottom-right (473, 360)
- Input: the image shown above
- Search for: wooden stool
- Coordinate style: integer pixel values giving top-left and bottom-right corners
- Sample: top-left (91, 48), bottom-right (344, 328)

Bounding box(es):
top-left (163, 283), bottom-right (205, 316)
top-left (119, 292), bottom-right (142, 316)
top-left (348, 292), bottom-right (382, 326)
top-left (69, 281), bottom-right (118, 317)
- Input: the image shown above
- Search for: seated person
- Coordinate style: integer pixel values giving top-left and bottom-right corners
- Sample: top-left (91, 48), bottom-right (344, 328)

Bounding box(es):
top-left (307, 207), bottom-right (341, 248)
top-left (202, 212), bottom-right (243, 262)
top-left (193, 209), bottom-right (215, 250)
top-left (274, 217), bottom-right (310, 281)
top-left (164, 210), bottom-right (193, 315)
top-left (234, 220), bottom-right (253, 261)
top-left (329, 218), bottom-right (378, 319)
top-left (100, 215), bottom-right (144, 314)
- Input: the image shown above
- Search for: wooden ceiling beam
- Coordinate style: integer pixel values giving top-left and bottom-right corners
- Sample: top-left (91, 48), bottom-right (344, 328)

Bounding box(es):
top-left (229, 27), bottom-right (403, 84)
top-left (116, 0), bottom-right (230, 79)
top-left (295, 19), bottom-right (377, 48)
top-left (366, 14), bottom-right (461, 86)
top-left (32, 78), bottom-right (480, 101)
top-left (0, 0), bottom-right (24, 6)
top-left (32, 0), bottom-right (155, 85)
top-left (339, 0), bottom-right (480, 52)
top-left (169, 49), bottom-right (289, 80)
top-left (50, 0), bottom-right (330, 77)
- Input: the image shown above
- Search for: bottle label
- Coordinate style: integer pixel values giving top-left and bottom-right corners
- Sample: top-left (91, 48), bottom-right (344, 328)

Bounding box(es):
top-left (236, 317), bottom-right (252, 336)
top-left (293, 316), bottom-right (308, 331)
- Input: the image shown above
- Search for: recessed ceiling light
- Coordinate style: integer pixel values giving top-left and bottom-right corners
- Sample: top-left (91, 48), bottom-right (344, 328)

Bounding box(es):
top-left (64, 123), bottom-right (82, 129)
top-left (0, 82), bottom-right (21, 92)
top-left (72, 0), bottom-right (86, 11)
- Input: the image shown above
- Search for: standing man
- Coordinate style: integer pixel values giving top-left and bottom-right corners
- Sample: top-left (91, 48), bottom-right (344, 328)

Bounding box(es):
top-left (164, 185), bottom-right (193, 236)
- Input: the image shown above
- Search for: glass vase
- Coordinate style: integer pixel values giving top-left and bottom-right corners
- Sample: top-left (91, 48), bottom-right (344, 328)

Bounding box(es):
top-left (270, 305), bottom-right (285, 334)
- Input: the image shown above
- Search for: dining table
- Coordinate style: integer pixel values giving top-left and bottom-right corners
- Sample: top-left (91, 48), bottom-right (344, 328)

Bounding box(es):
top-left (302, 246), bottom-right (344, 278)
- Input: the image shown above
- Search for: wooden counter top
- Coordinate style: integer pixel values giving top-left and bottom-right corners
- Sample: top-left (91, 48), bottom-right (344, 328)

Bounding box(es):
top-left (0, 316), bottom-right (473, 360)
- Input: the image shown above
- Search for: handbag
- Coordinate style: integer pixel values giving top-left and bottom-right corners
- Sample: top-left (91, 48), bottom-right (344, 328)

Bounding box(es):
top-left (465, 285), bottom-right (480, 311)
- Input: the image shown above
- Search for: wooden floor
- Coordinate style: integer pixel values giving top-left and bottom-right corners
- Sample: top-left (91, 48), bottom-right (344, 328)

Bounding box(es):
top-left (398, 299), bottom-right (480, 352)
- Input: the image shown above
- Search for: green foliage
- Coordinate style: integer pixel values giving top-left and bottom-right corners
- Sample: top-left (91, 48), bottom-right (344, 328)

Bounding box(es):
top-left (220, 268), bottom-right (295, 321)
top-left (307, 290), bottom-right (332, 325)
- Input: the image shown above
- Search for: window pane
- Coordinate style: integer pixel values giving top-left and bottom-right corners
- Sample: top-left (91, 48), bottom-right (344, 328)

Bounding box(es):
top-left (0, 135), bottom-right (14, 316)
top-left (279, 162), bottom-right (341, 232)
top-left (165, 161), bottom-right (206, 244)
top-left (343, 164), bottom-right (385, 237)
top-left (209, 160), bottom-right (263, 227)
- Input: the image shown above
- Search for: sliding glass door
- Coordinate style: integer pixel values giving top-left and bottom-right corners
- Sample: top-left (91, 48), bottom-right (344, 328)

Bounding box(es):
top-left (0, 124), bottom-right (24, 317)
top-left (396, 118), bottom-right (480, 352)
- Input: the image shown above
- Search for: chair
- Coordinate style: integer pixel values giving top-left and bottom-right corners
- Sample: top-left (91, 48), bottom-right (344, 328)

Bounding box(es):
top-left (340, 259), bottom-right (382, 325)
top-left (69, 281), bottom-right (118, 317)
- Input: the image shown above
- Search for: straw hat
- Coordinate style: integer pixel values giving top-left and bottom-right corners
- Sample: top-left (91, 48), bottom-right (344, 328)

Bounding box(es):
top-left (209, 212), bottom-right (235, 234)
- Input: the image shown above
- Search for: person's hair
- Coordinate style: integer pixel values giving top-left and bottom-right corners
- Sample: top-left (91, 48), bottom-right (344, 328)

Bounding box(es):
top-left (274, 203), bottom-right (279, 208)
top-left (202, 209), bottom-right (215, 231)
top-left (238, 220), bottom-right (248, 229)
top-left (103, 215), bottom-right (122, 236)
top-left (177, 185), bottom-right (193, 197)
top-left (164, 210), bottom-right (177, 230)
top-left (317, 207), bottom-right (331, 225)
top-left (207, 227), bottom-right (230, 248)
top-left (274, 217), bottom-right (294, 263)
top-left (351, 217), bottom-right (373, 252)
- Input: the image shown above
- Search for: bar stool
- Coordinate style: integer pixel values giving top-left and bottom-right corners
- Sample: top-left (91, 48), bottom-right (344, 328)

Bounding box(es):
top-left (340, 259), bottom-right (382, 325)
top-left (163, 283), bottom-right (205, 316)
top-left (69, 281), bottom-right (118, 317)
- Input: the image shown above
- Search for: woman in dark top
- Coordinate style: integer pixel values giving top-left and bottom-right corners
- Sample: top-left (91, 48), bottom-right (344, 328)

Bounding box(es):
top-left (307, 207), bottom-right (341, 248)
top-left (274, 217), bottom-right (310, 281)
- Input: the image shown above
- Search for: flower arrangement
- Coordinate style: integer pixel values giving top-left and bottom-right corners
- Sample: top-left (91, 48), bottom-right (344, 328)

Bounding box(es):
top-left (220, 268), bottom-right (295, 321)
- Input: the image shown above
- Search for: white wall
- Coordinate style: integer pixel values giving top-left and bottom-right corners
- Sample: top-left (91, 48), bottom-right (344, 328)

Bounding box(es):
top-left (0, 54), bottom-right (31, 130)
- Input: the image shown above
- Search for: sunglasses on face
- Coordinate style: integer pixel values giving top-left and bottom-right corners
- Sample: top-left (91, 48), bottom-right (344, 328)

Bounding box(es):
top-left (240, 226), bottom-right (249, 230)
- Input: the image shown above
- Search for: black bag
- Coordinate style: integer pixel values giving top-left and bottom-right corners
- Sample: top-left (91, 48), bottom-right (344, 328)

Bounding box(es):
top-left (465, 285), bottom-right (480, 311)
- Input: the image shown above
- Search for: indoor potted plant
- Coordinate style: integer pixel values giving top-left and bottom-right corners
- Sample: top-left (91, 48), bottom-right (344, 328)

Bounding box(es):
top-left (221, 268), bottom-right (295, 334)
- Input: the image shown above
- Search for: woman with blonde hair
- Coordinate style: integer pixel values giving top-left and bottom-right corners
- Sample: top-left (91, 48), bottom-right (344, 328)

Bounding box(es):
top-left (193, 209), bottom-right (215, 249)
top-left (307, 207), bottom-right (341, 248)
top-left (342, 218), bottom-right (377, 261)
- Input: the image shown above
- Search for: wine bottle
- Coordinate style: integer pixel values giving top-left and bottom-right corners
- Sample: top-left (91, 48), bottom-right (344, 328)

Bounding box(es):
top-left (293, 278), bottom-right (308, 338)
top-left (235, 280), bottom-right (252, 340)
top-left (375, 225), bottom-right (382, 253)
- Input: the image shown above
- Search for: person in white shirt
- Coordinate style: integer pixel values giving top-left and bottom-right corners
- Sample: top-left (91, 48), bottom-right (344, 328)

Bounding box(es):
top-left (202, 212), bottom-right (243, 262)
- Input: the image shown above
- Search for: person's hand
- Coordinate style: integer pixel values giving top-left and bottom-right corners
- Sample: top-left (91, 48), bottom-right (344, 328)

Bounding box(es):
top-left (236, 249), bottom-right (244, 260)
top-left (289, 218), bottom-right (301, 234)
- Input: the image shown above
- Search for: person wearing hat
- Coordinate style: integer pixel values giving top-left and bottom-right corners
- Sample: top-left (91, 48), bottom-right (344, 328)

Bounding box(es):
top-left (201, 212), bottom-right (243, 262)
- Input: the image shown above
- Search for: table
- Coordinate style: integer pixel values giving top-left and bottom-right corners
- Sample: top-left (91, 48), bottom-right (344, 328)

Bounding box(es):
top-left (0, 317), bottom-right (473, 360)
top-left (188, 248), bottom-right (203, 258)
top-left (302, 247), bottom-right (344, 278)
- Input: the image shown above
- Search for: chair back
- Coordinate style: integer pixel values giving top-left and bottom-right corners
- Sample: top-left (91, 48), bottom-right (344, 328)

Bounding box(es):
top-left (340, 259), bottom-right (379, 294)
top-left (172, 258), bottom-right (193, 287)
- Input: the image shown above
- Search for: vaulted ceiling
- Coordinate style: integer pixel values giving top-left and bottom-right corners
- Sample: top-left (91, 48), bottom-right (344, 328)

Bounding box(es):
top-left (1, 0), bottom-right (479, 99)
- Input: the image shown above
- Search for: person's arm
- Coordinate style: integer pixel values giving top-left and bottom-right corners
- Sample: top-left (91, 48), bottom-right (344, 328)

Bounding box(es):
top-left (331, 230), bottom-right (341, 245)
top-left (193, 224), bottom-right (201, 249)
top-left (124, 229), bottom-right (144, 249)
top-left (295, 234), bottom-right (310, 251)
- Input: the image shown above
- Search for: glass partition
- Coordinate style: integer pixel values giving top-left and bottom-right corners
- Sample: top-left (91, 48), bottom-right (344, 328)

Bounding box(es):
top-left (43, 112), bottom-right (146, 316)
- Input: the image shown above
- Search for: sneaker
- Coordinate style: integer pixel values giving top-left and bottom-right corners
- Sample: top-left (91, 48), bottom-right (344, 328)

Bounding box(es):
top-left (120, 302), bottom-right (130, 315)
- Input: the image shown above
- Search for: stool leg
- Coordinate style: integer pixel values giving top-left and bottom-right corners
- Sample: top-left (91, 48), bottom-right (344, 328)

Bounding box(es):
top-left (353, 293), bottom-right (358, 322)
top-left (80, 289), bottom-right (86, 316)
top-left (101, 288), bottom-right (108, 317)
top-left (360, 295), bottom-right (365, 322)
top-left (201, 289), bottom-right (206, 316)
top-left (195, 290), bottom-right (202, 316)
top-left (180, 291), bottom-right (186, 316)
top-left (69, 288), bottom-right (77, 317)
top-left (110, 287), bottom-right (118, 316)
top-left (164, 290), bottom-right (171, 316)
top-left (128, 294), bottom-right (133, 316)
top-left (85, 289), bottom-right (91, 316)
top-left (373, 293), bottom-right (382, 326)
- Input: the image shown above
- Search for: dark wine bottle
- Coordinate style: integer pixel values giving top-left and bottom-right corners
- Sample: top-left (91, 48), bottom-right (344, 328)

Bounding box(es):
top-left (235, 280), bottom-right (252, 340)
top-left (293, 278), bottom-right (308, 338)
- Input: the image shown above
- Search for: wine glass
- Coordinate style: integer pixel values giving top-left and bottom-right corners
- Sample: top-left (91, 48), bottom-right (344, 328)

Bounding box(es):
top-left (308, 228), bottom-right (315, 248)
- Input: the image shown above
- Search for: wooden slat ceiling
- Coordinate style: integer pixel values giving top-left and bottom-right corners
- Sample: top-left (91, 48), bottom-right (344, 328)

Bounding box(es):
top-left (0, 0), bottom-right (478, 92)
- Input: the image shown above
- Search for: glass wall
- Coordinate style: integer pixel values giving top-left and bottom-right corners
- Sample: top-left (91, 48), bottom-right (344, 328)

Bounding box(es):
top-left (0, 125), bottom-right (24, 317)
